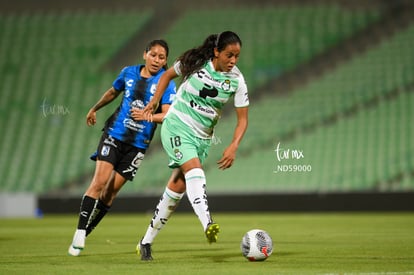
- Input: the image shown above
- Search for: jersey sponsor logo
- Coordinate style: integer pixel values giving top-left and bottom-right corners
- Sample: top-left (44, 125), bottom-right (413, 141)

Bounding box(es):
top-left (199, 85), bottom-right (218, 99)
top-left (123, 118), bottom-right (145, 132)
top-left (126, 79), bottom-right (134, 87)
top-left (196, 69), bottom-right (214, 82)
top-left (131, 99), bottom-right (145, 109)
top-left (189, 100), bottom-right (215, 115)
top-left (195, 70), bottom-right (220, 99)
top-left (103, 135), bottom-right (117, 148)
top-left (196, 69), bottom-right (233, 95)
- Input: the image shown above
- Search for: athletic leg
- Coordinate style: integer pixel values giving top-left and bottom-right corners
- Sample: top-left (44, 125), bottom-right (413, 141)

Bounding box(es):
top-left (181, 158), bottom-right (219, 243)
top-left (68, 160), bottom-right (113, 256)
top-left (158, 119), bottom-right (218, 244)
top-left (138, 169), bottom-right (185, 260)
top-left (85, 171), bottom-right (126, 236)
top-left (181, 158), bottom-right (211, 230)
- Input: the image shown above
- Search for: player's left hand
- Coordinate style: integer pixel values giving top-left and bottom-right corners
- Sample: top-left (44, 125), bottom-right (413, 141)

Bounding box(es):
top-left (217, 144), bottom-right (237, 170)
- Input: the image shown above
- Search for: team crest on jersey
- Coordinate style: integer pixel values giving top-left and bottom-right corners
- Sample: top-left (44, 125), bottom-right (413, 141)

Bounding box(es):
top-left (101, 145), bottom-right (110, 156)
top-left (174, 149), bottom-right (183, 160)
top-left (221, 79), bottom-right (231, 91)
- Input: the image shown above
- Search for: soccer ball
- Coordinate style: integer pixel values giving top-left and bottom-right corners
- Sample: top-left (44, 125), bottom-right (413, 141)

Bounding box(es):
top-left (240, 229), bottom-right (273, 261)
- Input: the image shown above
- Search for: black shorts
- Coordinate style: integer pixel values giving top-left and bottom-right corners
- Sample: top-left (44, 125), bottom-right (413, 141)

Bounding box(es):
top-left (94, 133), bottom-right (146, 181)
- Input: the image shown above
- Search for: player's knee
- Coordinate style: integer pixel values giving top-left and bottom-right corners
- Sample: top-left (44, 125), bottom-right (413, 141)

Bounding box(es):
top-left (167, 172), bottom-right (186, 193)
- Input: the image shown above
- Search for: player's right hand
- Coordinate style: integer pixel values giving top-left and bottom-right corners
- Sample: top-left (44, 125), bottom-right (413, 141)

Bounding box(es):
top-left (86, 110), bottom-right (97, 126)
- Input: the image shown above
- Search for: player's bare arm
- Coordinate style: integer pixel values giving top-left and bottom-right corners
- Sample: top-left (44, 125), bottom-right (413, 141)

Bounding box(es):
top-left (217, 106), bottom-right (248, 170)
top-left (86, 87), bottom-right (121, 126)
top-left (143, 67), bottom-right (178, 121)
top-left (131, 104), bottom-right (170, 123)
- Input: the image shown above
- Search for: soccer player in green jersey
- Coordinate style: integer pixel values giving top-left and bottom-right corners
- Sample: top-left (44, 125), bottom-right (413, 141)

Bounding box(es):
top-left (138, 31), bottom-right (249, 260)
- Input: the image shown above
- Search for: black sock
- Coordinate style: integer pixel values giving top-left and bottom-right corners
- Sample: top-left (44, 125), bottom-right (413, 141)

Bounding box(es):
top-left (86, 199), bottom-right (110, 236)
top-left (77, 195), bottom-right (97, 230)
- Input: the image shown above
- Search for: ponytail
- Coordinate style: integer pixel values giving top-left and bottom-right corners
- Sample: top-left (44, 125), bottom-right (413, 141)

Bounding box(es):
top-left (177, 31), bottom-right (242, 80)
top-left (177, 34), bottom-right (216, 80)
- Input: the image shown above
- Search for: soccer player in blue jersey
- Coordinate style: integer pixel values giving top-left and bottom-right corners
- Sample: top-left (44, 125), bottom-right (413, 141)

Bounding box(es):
top-left (68, 39), bottom-right (176, 256)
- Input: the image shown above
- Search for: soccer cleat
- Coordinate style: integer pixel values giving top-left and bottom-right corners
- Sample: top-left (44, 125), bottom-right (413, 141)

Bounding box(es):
top-left (205, 223), bottom-right (220, 244)
top-left (138, 240), bottom-right (153, 261)
top-left (68, 229), bottom-right (86, 256)
top-left (68, 245), bottom-right (82, 256)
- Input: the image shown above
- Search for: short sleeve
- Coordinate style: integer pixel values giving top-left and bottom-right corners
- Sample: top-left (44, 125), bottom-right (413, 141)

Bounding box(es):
top-left (173, 61), bottom-right (182, 76)
top-left (234, 75), bottom-right (249, 107)
top-left (112, 67), bottom-right (127, 91)
top-left (160, 80), bottom-right (176, 105)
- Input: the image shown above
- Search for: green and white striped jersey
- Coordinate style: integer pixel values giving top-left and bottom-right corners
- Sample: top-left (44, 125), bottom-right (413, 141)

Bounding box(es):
top-left (165, 60), bottom-right (249, 139)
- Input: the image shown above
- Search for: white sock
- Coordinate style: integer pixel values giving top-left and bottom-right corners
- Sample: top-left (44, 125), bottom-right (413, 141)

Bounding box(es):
top-left (141, 187), bottom-right (184, 244)
top-left (185, 168), bottom-right (212, 231)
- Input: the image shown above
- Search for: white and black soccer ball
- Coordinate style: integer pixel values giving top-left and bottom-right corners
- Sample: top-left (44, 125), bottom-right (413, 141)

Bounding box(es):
top-left (241, 229), bottom-right (273, 261)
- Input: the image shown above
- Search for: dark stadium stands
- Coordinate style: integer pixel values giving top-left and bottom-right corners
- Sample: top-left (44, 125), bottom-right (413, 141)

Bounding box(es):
top-left (205, 23), bottom-right (414, 194)
top-left (0, 0), bottom-right (413, 203)
top-left (0, 10), bottom-right (153, 193)
top-left (162, 5), bottom-right (381, 90)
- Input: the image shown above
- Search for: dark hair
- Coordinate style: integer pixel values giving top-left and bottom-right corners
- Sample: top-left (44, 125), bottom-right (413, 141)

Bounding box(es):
top-left (177, 31), bottom-right (242, 80)
top-left (145, 39), bottom-right (169, 69)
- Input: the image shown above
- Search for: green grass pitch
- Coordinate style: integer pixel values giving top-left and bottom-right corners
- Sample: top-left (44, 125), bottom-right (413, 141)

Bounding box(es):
top-left (0, 212), bottom-right (413, 274)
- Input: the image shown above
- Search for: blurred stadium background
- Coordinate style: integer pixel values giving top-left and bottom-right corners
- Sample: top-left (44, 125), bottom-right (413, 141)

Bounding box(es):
top-left (0, 0), bottom-right (413, 215)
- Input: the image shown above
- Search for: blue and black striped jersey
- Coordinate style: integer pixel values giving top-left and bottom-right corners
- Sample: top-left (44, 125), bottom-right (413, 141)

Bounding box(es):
top-left (104, 64), bottom-right (176, 149)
